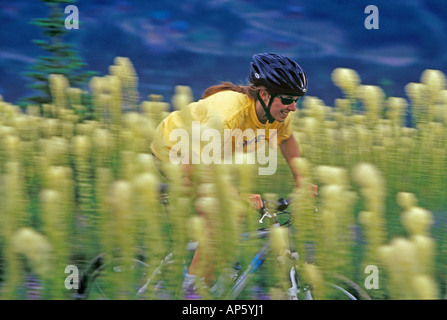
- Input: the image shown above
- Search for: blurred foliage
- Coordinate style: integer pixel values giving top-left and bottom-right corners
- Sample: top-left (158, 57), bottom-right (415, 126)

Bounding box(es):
top-left (0, 57), bottom-right (446, 299)
top-left (21, 0), bottom-right (96, 118)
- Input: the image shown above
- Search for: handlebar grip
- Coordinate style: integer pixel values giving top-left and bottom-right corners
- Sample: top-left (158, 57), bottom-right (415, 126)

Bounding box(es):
top-left (276, 198), bottom-right (289, 211)
top-left (159, 183), bottom-right (168, 194)
top-left (258, 198), bottom-right (290, 215)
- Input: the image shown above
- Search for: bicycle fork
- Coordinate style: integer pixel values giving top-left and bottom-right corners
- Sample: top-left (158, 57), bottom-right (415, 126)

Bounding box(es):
top-left (288, 266), bottom-right (312, 300)
top-left (229, 241), bottom-right (312, 300)
top-left (228, 241), bottom-right (270, 299)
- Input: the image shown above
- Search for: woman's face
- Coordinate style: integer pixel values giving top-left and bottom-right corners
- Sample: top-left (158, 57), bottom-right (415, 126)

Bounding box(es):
top-left (259, 90), bottom-right (299, 123)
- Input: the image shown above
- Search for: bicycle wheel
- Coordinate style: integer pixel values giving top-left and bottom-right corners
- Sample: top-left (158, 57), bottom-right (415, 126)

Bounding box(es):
top-left (323, 282), bottom-right (357, 300)
top-left (77, 250), bottom-right (151, 300)
top-left (334, 274), bottom-right (372, 300)
top-left (290, 268), bottom-right (362, 300)
top-left (296, 282), bottom-right (357, 300)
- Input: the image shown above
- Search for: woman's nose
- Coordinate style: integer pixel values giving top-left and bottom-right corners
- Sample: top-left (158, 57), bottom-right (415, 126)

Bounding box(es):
top-left (287, 103), bottom-right (297, 112)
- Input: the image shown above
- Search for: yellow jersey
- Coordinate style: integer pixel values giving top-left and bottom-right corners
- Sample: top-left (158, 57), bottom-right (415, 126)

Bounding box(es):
top-left (150, 90), bottom-right (292, 163)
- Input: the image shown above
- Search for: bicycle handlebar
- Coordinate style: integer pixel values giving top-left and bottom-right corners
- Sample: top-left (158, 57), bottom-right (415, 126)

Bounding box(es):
top-left (258, 197), bottom-right (291, 224)
top-left (261, 197), bottom-right (290, 212)
top-left (258, 195), bottom-right (318, 224)
top-left (160, 182), bottom-right (296, 225)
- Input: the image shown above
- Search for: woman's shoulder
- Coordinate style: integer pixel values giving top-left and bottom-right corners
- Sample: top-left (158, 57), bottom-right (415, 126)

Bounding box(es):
top-left (206, 90), bottom-right (250, 104)
top-left (201, 90), bottom-right (252, 117)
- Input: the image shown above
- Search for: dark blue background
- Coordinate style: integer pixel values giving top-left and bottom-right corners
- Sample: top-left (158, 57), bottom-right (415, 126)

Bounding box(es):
top-left (1, 0), bottom-right (446, 106)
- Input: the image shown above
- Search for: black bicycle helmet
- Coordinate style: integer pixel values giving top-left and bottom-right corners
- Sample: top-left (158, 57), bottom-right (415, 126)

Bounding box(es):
top-left (250, 53), bottom-right (308, 96)
top-left (249, 53), bottom-right (307, 123)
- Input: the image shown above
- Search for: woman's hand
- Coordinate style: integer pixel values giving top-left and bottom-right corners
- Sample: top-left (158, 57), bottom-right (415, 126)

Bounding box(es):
top-left (295, 179), bottom-right (319, 198)
top-left (249, 194), bottom-right (264, 210)
top-left (310, 183), bottom-right (319, 198)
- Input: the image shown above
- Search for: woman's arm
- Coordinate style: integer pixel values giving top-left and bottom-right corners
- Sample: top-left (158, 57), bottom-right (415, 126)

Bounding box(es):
top-left (279, 134), bottom-right (318, 195)
top-left (279, 134), bottom-right (301, 187)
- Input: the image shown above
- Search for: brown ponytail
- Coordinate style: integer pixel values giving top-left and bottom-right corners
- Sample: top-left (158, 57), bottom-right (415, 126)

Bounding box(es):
top-left (202, 82), bottom-right (262, 100)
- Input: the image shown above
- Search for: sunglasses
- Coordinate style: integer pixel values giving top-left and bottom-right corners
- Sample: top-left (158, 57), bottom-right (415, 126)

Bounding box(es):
top-left (276, 95), bottom-right (300, 105)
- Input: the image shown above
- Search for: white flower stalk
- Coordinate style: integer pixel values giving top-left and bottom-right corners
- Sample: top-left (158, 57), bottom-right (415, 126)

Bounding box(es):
top-left (302, 96), bottom-right (326, 121)
top-left (13, 115), bottom-right (34, 142)
top-left (12, 227), bottom-right (53, 277)
top-left (439, 90), bottom-right (447, 126)
top-left (271, 225), bottom-right (289, 259)
top-left (353, 163), bottom-right (386, 268)
top-left (316, 165), bottom-right (356, 278)
top-left (386, 97), bottom-right (407, 128)
top-left (46, 137), bottom-right (70, 167)
top-left (3, 134), bottom-right (20, 162)
top-left (303, 263), bottom-right (325, 299)
top-left (334, 98), bottom-right (352, 117)
top-left (89, 76), bottom-right (107, 121)
top-left (45, 166), bottom-right (74, 220)
top-left (379, 192), bottom-right (438, 299)
top-left (110, 57), bottom-right (138, 110)
top-left (26, 105), bottom-right (41, 117)
top-left (412, 235), bottom-right (435, 276)
top-left (352, 163), bottom-right (385, 214)
top-left (40, 188), bottom-right (72, 297)
top-left (232, 152), bottom-right (256, 196)
top-left (106, 181), bottom-right (136, 285)
top-left (356, 85), bottom-right (385, 127)
top-left (289, 158), bottom-right (319, 276)
top-left (378, 237), bottom-right (417, 298)
top-left (2, 162), bottom-right (27, 232)
top-left (172, 85), bottom-right (194, 110)
top-left (132, 172), bottom-right (166, 263)
top-left (95, 167), bottom-right (113, 251)
top-left (123, 113), bottom-right (154, 153)
top-left (135, 153), bottom-right (157, 174)
top-left (189, 197), bottom-right (215, 281)
top-left (106, 75), bottom-right (123, 128)
top-left (401, 206), bottom-right (432, 237)
top-left (420, 69), bottom-right (446, 105)
top-left (141, 95), bottom-right (170, 127)
top-left (188, 215), bottom-right (206, 247)
top-left (331, 68), bottom-right (361, 100)
top-left (411, 274), bottom-right (438, 299)
top-left (396, 192), bottom-right (417, 210)
top-left (269, 225), bottom-right (292, 294)
top-left (405, 82), bottom-right (429, 127)
top-left (92, 128), bottom-right (115, 168)
top-left (49, 74), bottom-right (69, 117)
top-left (73, 135), bottom-right (95, 234)
top-left (379, 236), bottom-right (438, 299)
top-left (66, 87), bottom-right (82, 107)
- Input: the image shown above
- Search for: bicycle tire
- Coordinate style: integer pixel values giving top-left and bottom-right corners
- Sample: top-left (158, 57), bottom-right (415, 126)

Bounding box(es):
top-left (323, 282), bottom-right (357, 300)
top-left (335, 274), bottom-right (372, 300)
top-left (285, 266), bottom-right (360, 300)
top-left (76, 250), bottom-right (151, 300)
top-left (296, 282), bottom-right (357, 300)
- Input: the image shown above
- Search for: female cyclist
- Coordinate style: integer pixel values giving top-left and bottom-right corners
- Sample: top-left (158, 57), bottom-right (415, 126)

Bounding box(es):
top-left (150, 53), bottom-right (318, 292)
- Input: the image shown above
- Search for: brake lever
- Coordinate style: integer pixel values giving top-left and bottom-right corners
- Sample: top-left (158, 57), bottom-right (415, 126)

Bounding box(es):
top-left (259, 209), bottom-right (272, 224)
top-left (276, 197), bottom-right (289, 211)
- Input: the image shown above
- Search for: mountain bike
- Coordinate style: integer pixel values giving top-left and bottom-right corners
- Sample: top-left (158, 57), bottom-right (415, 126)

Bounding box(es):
top-left (75, 188), bottom-right (369, 300)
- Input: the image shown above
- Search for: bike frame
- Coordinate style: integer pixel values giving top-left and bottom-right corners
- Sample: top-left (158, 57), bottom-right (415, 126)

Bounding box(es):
top-left (134, 210), bottom-right (300, 300)
top-left (78, 196), bottom-right (360, 300)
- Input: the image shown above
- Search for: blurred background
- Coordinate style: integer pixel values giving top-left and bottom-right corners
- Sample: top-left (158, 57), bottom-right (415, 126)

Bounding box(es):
top-left (1, 0), bottom-right (446, 300)
top-left (1, 0), bottom-right (446, 107)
